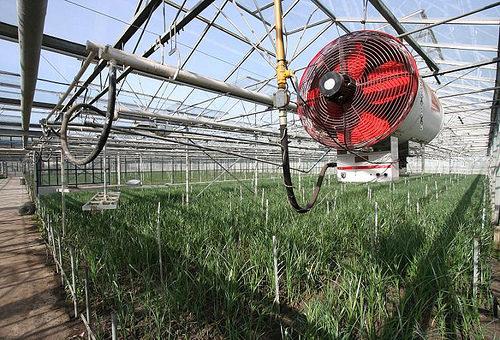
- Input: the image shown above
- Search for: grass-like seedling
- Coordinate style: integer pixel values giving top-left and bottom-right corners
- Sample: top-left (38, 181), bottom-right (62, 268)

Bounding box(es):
top-left (39, 173), bottom-right (491, 338)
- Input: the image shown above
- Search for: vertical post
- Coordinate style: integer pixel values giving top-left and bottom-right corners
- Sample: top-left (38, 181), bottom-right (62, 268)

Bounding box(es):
top-left (33, 152), bottom-right (39, 198)
top-left (70, 246), bottom-right (78, 318)
top-left (111, 312), bottom-right (117, 340)
top-left (60, 151), bottom-right (66, 237)
top-left (185, 145), bottom-right (190, 205)
top-left (171, 158), bottom-right (174, 184)
top-left (49, 217), bottom-right (58, 273)
top-left (117, 153), bottom-right (121, 186)
top-left (84, 266), bottom-right (91, 340)
top-left (156, 202), bottom-right (163, 284)
top-left (57, 234), bottom-right (63, 286)
top-left (390, 136), bottom-right (399, 181)
top-left (265, 199), bottom-right (269, 226)
top-left (374, 201), bottom-right (379, 243)
top-left (103, 147), bottom-right (107, 197)
top-left (198, 159), bottom-right (201, 182)
top-left (421, 143), bottom-right (425, 174)
top-left (254, 160), bottom-right (258, 195)
top-left (473, 237), bottom-right (479, 300)
top-left (298, 158), bottom-right (302, 191)
top-left (272, 235), bottom-right (279, 305)
top-left (139, 154), bottom-right (143, 183)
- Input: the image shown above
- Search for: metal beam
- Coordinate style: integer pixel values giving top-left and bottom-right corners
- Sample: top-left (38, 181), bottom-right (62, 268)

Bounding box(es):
top-left (414, 41), bottom-right (498, 53)
top-left (0, 97), bottom-right (58, 110)
top-left (85, 0), bottom-right (216, 108)
top-left (398, 2), bottom-right (500, 38)
top-left (0, 21), bottom-right (89, 60)
top-left (422, 58), bottom-right (500, 78)
top-left (61, 0), bottom-right (162, 111)
top-left (488, 28), bottom-right (500, 155)
top-left (310, 0), bottom-right (350, 34)
top-left (163, 0), bottom-right (275, 57)
top-left (287, 17), bottom-right (500, 35)
top-left (368, 0), bottom-right (439, 75)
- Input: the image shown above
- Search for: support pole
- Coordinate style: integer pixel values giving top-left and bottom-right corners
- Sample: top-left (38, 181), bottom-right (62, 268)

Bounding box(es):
top-left (139, 154), bottom-right (143, 183)
top-left (103, 147), bottom-right (107, 198)
top-left (116, 153), bottom-right (121, 186)
top-left (60, 151), bottom-right (66, 236)
top-left (254, 159), bottom-right (258, 195)
top-left (185, 144), bottom-right (190, 205)
top-left (390, 136), bottom-right (399, 181)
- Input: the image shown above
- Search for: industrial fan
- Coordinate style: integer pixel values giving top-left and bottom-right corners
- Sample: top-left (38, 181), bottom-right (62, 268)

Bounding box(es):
top-left (297, 30), bottom-right (443, 182)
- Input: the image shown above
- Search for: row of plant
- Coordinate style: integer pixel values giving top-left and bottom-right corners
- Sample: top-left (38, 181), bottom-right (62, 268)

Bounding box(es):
top-left (38, 168), bottom-right (284, 187)
top-left (38, 173), bottom-right (491, 338)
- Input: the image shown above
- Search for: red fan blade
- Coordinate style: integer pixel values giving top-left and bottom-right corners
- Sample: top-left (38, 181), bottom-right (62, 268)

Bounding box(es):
top-left (337, 112), bottom-right (390, 145)
top-left (334, 43), bottom-right (367, 80)
top-left (362, 61), bottom-right (411, 105)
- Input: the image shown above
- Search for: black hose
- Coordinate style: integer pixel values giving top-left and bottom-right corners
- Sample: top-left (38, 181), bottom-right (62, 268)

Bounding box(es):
top-left (280, 123), bottom-right (336, 213)
top-left (60, 63), bottom-right (116, 166)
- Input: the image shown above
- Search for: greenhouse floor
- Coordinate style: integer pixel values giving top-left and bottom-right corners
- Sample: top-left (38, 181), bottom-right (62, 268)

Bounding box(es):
top-left (0, 177), bottom-right (80, 339)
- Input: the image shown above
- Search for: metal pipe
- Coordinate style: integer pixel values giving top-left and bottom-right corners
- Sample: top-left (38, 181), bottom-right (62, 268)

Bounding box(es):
top-left (87, 42), bottom-right (297, 111)
top-left (398, 2), bottom-right (500, 38)
top-left (310, 0), bottom-right (350, 34)
top-left (46, 51), bottom-right (97, 121)
top-left (368, 0), bottom-right (440, 77)
top-left (16, 0), bottom-right (48, 147)
top-left (118, 107), bottom-right (288, 137)
top-left (421, 57), bottom-right (500, 78)
top-left (60, 0), bottom-right (163, 112)
top-left (84, 0), bottom-right (216, 108)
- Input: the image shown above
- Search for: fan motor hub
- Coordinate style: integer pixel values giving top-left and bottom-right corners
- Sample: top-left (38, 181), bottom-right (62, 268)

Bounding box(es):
top-left (319, 71), bottom-right (356, 104)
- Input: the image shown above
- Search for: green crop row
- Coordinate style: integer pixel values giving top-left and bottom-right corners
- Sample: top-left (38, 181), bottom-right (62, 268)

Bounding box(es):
top-left (38, 173), bottom-right (491, 339)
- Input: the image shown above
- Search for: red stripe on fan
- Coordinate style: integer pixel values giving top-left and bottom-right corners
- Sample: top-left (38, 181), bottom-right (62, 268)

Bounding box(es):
top-left (337, 164), bottom-right (391, 170)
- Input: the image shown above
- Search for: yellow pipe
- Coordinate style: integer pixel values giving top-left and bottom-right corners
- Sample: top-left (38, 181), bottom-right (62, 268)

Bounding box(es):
top-left (273, 0), bottom-right (288, 89)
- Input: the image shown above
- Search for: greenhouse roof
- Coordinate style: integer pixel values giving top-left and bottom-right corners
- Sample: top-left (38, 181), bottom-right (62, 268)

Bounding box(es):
top-left (0, 0), bottom-right (498, 160)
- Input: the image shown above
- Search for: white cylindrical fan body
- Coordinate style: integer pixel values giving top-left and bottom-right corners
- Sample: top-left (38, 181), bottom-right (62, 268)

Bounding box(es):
top-left (393, 80), bottom-right (443, 144)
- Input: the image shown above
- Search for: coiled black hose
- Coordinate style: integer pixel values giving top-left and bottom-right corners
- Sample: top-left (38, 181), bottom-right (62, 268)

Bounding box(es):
top-left (60, 63), bottom-right (116, 166)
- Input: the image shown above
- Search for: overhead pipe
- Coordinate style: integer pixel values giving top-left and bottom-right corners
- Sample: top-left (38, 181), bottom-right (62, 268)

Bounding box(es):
top-left (86, 41), bottom-right (298, 111)
top-left (16, 0), bottom-right (48, 148)
top-left (117, 107), bottom-right (307, 138)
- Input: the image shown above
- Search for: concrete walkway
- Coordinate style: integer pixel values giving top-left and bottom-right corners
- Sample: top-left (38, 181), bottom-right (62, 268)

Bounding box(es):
top-left (0, 177), bottom-right (80, 339)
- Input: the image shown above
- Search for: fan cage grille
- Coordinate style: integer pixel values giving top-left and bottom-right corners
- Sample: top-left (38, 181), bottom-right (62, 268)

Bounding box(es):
top-left (297, 30), bottom-right (419, 150)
